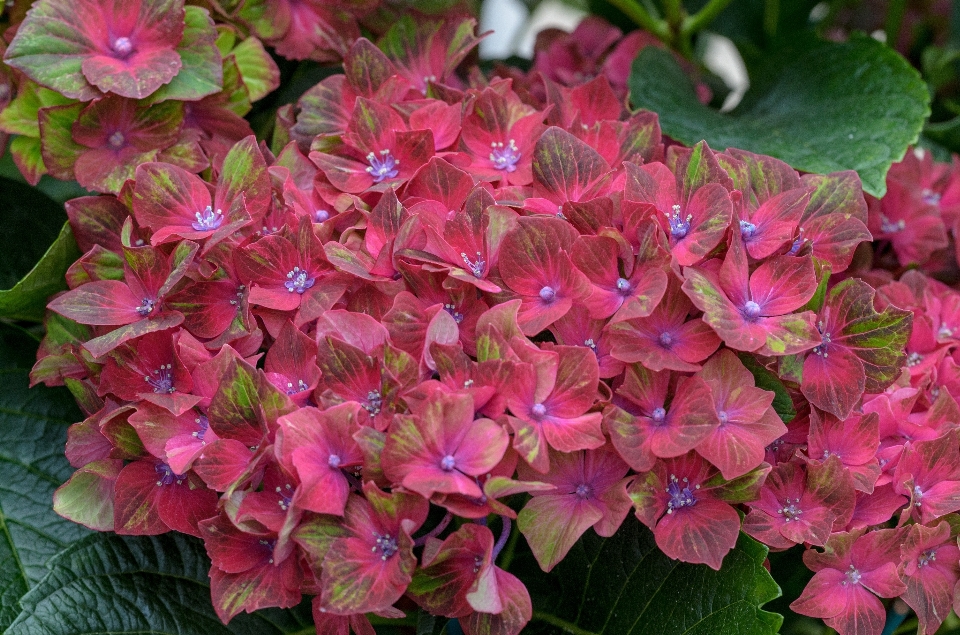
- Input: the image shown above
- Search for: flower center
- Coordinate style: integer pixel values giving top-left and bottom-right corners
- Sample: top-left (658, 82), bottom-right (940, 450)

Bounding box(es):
top-left (667, 204), bottom-right (692, 239)
top-left (365, 150), bottom-right (399, 183)
top-left (192, 415), bottom-right (209, 441)
top-left (575, 483), bottom-right (592, 499)
top-left (460, 251), bottom-right (486, 278)
top-left (111, 36), bottom-right (134, 58)
top-left (918, 548), bottom-right (937, 567)
top-left (778, 498), bottom-right (803, 522)
top-left (539, 286), bottom-right (556, 303)
top-left (328, 454), bottom-right (342, 468)
top-left (285, 379), bottom-right (309, 395)
top-left (658, 332), bottom-right (673, 348)
top-left (443, 303), bottom-right (465, 324)
top-left (842, 565), bottom-right (861, 586)
top-left (742, 301), bottom-right (762, 320)
top-left (154, 463), bottom-right (183, 486)
top-left (144, 364), bottom-right (175, 393)
top-left (922, 189), bottom-right (941, 206)
top-left (939, 325), bottom-right (954, 338)
top-left (107, 131), bottom-right (125, 149)
top-left (192, 205), bottom-right (224, 231)
top-left (913, 484), bottom-right (924, 507)
top-left (651, 406), bottom-right (666, 423)
top-left (739, 220), bottom-right (757, 239)
top-left (373, 532), bottom-right (399, 560)
top-left (440, 455), bottom-right (457, 471)
top-left (787, 228), bottom-right (806, 255)
top-left (879, 214), bottom-right (906, 234)
top-left (490, 140), bottom-right (521, 172)
top-left (284, 267), bottom-right (315, 294)
top-left (906, 352), bottom-right (924, 367)
top-left (276, 484), bottom-right (293, 511)
top-left (364, 390), bottom-right (382, 415)
top-left (531, 403), bottom-right (547, 420)
top-left (584, 338), bottom-right (597, 354)
top-left (812, 320), bottom-right (832, 357)
top-left (615, 277), bottom-right (631, 294)
top-left (666, 474), bottom-right (697, 513)
top-left (135, 297), bottom-right (155, 317)
top-left (314, 209), bottom-right (330, 222)
top-left (718, 410), bottom-right (728, 425)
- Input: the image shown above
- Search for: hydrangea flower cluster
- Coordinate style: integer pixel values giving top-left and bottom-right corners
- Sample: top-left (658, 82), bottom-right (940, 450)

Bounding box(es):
top-left (0, 0), bottom-right (287, 190)
top-left (20, 7), bottom-right (958, 635)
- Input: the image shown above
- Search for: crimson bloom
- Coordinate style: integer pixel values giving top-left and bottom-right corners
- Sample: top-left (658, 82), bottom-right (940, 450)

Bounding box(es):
top-left (498, 216), bottom-right (592, 336)
top-left (791, 529), bottom-right (907, 635)
top-left (516, 445), bottom-right (631, 572)
top-left (603, 364), bottom-right (718, 472)
top-left (504, 343), bottom-right (604, 473)
top-left (694, 350), bottom-right (786, 479)
top-left (315, 483), bottom-right (428, 615)
top-left (900, 521), bottom-right (960, 635)
top-left (623, 142), bottom-right (733, 266)
top-left (683, 228), bottom-right (820, 356)
top-left (5, 0), bottom-right (188, 100)
top-left (382, 389), bottom-right (509, 499)
top-left (629, 451), bottom-right (767, 570)
top-left (742, 456), bottom-right (856, 550)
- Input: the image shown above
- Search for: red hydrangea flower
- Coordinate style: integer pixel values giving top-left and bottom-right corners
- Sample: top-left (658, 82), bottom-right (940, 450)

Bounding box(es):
top-left (629, 451), bottom-right (767, 570)
top-left (4, 0), bottom-right (187, 100)
top-left (791, 529), bottom-right (907, 635)
top-left (516, 445), bottom-right (631, 572)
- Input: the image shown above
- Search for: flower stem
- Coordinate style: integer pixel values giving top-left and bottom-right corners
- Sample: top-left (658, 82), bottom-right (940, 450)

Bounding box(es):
top-left (604, 0), bottom-right (671, 42)
top-left (492, 515), bottom-right (511, 559)
top-left (414, 511), bottom-right (452, 547)
top-left (681, 0), bottom-right (735, 38)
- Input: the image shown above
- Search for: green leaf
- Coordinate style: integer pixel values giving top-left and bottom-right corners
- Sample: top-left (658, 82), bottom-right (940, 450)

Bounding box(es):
top-left (516, 516), bottom-right (782, 635)
top-left (230, 36), bottom-right (280, 103)
top-left (0, 323), bottom-right (89, 630)
top-left (416, 609), bottom-right (449, 635)
top-left (629, 33), bottom-right (930, 197)
top-left (6, 533), bottom-right (314, 635)
top-left (737, 353), bottom-right (796, 423)
top-left (0, 177), bottom-right (80, 321)
top-left (148, 6), bottom-right (224, 103)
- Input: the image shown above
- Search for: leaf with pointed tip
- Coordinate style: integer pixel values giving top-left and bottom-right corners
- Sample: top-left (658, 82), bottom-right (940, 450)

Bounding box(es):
top-left (629, 34), bottom-right (929, 197)
top-left (0, 179), bottom-right (80, 321)
top-left (514, 515), bottom-right (782, 635)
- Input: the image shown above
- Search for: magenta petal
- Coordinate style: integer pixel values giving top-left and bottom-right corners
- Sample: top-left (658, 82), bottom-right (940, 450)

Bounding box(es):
top-left (81, 49), bottom-right (183, 99)
top-left (654, 497), bottom-right (740, 570)
top-left (791, 568), bottom-right (852, 619)
top-left (48, 280), bottom-right (145, 326)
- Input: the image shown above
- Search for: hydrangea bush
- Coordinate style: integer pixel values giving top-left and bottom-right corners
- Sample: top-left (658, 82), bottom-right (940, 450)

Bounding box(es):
top-left (1, 0), bottom-right (958, 634)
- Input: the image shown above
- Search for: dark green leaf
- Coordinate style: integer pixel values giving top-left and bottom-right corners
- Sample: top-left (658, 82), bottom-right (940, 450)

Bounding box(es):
top-left (6, 533), bottom-right (315, 635)
top-left (516, 516), bottom-right (782, 635)
top-left (0, 323), bottom-right (88, 630)
top-left (738, 353), bottom-right (796, 423)
top-left (416, 609), bottom-right (449, 635)
top-left (0, 219), bottom-right (81, 322)
top-left (629, 33), bottom-right (930, 197)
